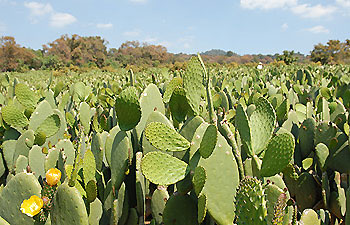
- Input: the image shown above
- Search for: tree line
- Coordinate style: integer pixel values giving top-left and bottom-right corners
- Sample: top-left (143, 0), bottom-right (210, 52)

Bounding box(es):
top-left (0, 34), bottom-right (349, 72)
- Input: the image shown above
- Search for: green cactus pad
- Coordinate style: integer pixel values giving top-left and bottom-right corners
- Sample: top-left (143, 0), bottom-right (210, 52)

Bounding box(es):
top-left (196, 125), bottom-right (239, 225)
top-left (55, 139), bottom-right (75, 165)
top-left (183, 56), bottom-right (204, 115)
top-left (299, 118), bottom-right (316, 158)
top-left (142, 111), bottom-right (174, 155)
top-left (265, 184), bottom-right (290, 225)
top-left (296, 172), bottom-right (321, 211)
top-left (192, 166), bottom-right (206, 196)
top-left (235, 104), bottom-right (253, 156)
top-left (141, 151), bottom-right (188, 185)
top-left (13, 130), bottom-right (35, 167)
top-left (1, 103), bottom-right (28, 128)
top-left (235, 177), bottom-right (267, 225)
top-left (2, 140), bottom-right (17, 171)
top-left (136, 170), bottom-right (145, 217)
top-left (315, 143), bottom-right (329, 171)
top-left (15, 83), bottom-right (38, 109)
top-left (145, 122), bottom-right (190, 152)
top-left (115, 86), bottom-right (141, 131)
top-left (198, 124), bottom-right (217, 159)
top-left (88, 198), bottom-right (103, 225)
top-left (111, 183), bottom-right (129, 225)
top-left (163, 194), bottom-right (198, 225)
top-left (83, 149), bottom-right (96, 184)
top-left (28, 145), bottom-right (46, 178)
top-left (36, 114), bottom-right (60, 138)
top-left (315, 122), bottom-right (337, 146)
top-left (91, 133), bottom-right (104, 171)
top-left (250, 97), bottom-right (276, 155)
top-left (136, 83), bottom-right (165, 141)
top-left (169, 87), bottom-right (191, 122)
top-left (34, 131), bottom-right (46, 146)
top-left (51, 182), bottom-right (89, 225)
top-left (28, 100), bottom-right (53, 131)
top-left (151, 186), bottom-right (169, 224)
top-left (86, 180), bottom-right (97, 203)
top-left (105, 126), bottom-right (121, 167)
top-left (0, 173), bottom-right (42, 225)
top-left (260, 132), bottom-right (295, 177)
top-left (79, 102), bottom-right (91, 134)
top-left (163, 77), bottom-right (183, 103)
top-left (110, 131), bottom-right (130, 190)
top-left (300, 209), bottom-right (321, 225)
top-left (197, 194), bottom-right (207, 224)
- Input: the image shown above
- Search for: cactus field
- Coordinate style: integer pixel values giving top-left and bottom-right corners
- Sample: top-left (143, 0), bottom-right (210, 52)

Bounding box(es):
top-left (0, 55), bottom-right (350, 225)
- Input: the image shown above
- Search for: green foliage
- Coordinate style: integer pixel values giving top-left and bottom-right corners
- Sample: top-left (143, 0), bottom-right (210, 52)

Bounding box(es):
top-left (145, 122), bottom-right (190, 152)
top-left (115, 86), bottom-right (141, 131)
top-left (141, 151), bottom-right (188, 185)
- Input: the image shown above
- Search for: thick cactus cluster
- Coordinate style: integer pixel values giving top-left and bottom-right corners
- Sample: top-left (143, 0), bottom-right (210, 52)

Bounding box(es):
top-left (0, 56), bottom-right (349, 225)
top-left (235, 176), bottom-right (267, 225)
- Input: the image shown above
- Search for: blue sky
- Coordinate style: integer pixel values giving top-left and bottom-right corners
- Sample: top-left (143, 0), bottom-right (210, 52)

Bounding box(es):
top-left (0, 0), bottom-right (349, 55)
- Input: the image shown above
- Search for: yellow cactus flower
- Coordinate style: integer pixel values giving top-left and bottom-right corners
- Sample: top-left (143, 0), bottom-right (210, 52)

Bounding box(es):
top-left (20, 195), bottom-right (43, 217)
top-left (46, 168), bottom-right (61, 186)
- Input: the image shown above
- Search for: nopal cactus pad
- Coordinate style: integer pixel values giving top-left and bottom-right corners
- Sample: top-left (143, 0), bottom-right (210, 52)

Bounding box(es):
top-left (0, 173), bottom-right (41, 225)
top-left (115, 86), bottom-right (141, 131)
top-left (36, 114), bottom-right (60, 137)
top-left (250, 97), bottom-right (276, 155)
top-left (51, 182), bottom-right (89, 225)
top-left (145, 122), bottom-right (190, 152)
top-left (1, 103), bottom-right (28, 128)
top-left (198, 124), bottom-right (217, 159)
top-left (183, 56), bottom-right (204, 115)
top-left (260, 132), bottom-right (295, 177)
top-left (15, 83), bottom-right (38, 109)
top-left (235, 176), bottom-right (267, 225)
top-left (141, 151), bottom-right (188, 185)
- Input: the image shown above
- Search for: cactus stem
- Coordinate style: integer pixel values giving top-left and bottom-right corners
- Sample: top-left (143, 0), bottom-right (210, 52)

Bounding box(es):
top-left (218, 116), bottom-right (245, 179)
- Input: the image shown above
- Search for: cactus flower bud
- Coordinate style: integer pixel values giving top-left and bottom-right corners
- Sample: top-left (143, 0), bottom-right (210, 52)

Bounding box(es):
top-left (46, 168), bottom-right (61, 186)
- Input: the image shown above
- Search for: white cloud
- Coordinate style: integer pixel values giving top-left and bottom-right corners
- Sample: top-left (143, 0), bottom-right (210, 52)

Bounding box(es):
top-left (290, 4), bottom-right (336, 18)
top-left (123, 29), bottom-right (141, 37)
top-left (24, 1), bottom-right (77, 27)
top-left (24, 2), bottom-right (53, 16)
top-left (240, 0), bottom-right (297, 10)
top-left (281, 23), bottom-right (288, 31)
top-left (306, 25), bottom-right (329, 34)
top-left (96, 23), bottom-right (113, 29)
top-left (50, 13), bottom-right (77, 28)
top-left (336, 0), bottom-right (350, 8)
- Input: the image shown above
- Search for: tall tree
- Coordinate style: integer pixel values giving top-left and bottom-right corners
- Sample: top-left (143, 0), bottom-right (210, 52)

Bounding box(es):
top-left (0, 36), bottom-right (35, 72)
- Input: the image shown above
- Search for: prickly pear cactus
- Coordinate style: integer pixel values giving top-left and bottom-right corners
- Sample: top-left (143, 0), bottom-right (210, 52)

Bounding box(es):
top-left (183, 56), bottom-right (204, 115)
top-left (0, 173), bottom-right (42, 225)
top-left (141, 151), bottom-right (188, 185)
top-left (235, 177), bottom-right (267, 225)
top-left (51, 182), bottom-right (89, 225)
top-left (260, 132), bottom-right (295, 177)
top-left (163, 77), bottom-right (183, 103)
top-left (15, 83), bottom-right (38, 109)
top-left (145, 122), bottom-right (190, 152)
top-left (115, 86), bottom-right (141, 131)
top-left (1, 103), bottom-right (28, 128)
top-left (162, 194), bottom-right (198, 225)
